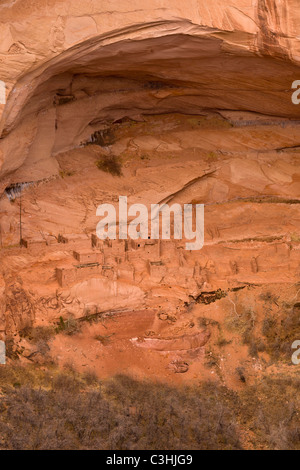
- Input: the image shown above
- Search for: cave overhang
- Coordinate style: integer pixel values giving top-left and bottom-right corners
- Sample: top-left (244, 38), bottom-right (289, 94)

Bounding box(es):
top-left (0, 20), bottom-right (299, 190)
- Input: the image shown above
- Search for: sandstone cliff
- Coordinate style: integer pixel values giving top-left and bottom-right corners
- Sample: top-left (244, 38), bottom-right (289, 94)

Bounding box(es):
top-left (0, 0), bottom-right (300, 188)
top-left (0, 3), bottom-right (299, 449)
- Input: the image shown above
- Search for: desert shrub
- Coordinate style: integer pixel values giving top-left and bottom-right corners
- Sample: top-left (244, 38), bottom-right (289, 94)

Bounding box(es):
top-left (94, 334), bottom-right (114, 345)
top-left (20, 326), bottom-right (55, 344)
top-left (217, 337), bottom-right (232, 347)
top-left (236, 367), bottom-right (246, 383)
top-left (225, 310), bottom-right (253, 336)
top-left (103, 375), bottom-right (241, 450)
top-left (240, 376), bottom-right (300, 450)
top-left (52, 373), bottom-right (81, 393)
top-left (0, 364), bottom-right (52, 391)
top-left (0, 370), bottom-right (241, 450)
top-left (59, 170), bottom-right (75, 178)
top-left (243, 328), bottom-right (265, 358)
top-left (197, 317), bottom-right (219, 328)
top-left (248, 338), bottom-right (266, 357)
top-left (96, 155), bottom-right (122, 176)
top-left (1, 366), bottom-right (300, 450)
top-left (55, 317), bottom-right (81, 336)
top-left (83, 370), bottom-right (99, 386)
top-left (262, 306), bottom-right (300, 361)
top-left (262, 316), bottom-right (277, 337)
top-left (204, 350), bottom-right (220, 370)
top-left (0, 387), bottom-right (108, 450)
top-left (260, 291), bottom-right (279, 304)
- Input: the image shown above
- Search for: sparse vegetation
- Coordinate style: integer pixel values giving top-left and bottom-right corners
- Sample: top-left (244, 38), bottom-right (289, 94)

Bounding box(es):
top-left (261, 304), bottom-right (300, 361)
top-left (0, 362), bottom-right (300, 450)
top-left (20, 325), bottom-right (55, 344)
top-left (94, 333), bottom-right (114, 345)
top-left (0, 365), bottom-right (240, 450)
top-left (206, 151), bottom-right (219, 161)
top-left (239, 376), bottom-right (300, 450)
top-left (96, 155), bottom-right (122, 176)
top-left (197, 317), bottom-right (219, 328)
top-left (205, 349), bottom-right (220, 370)
top-left (260, 291), bottom-right (279, 304)
top-left (217, 337), bottom-right (232, 348)
top-left (59, 170), bottom-right (75, 178)
top-left (236, 367), bottom-right (246, 383)
top-left (55, 316), bottom-right (81, 336)
top-left (225, 309), bottom-right (253, 335)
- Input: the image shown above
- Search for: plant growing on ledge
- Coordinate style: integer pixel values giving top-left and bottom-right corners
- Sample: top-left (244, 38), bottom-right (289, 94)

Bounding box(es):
top-left (59, 170), bottom-right (75, 179)
top-left (96, 155), bottom-right (122, 176)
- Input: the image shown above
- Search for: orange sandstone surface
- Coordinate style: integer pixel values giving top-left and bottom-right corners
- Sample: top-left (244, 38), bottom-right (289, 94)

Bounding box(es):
top-left (0, 0), bottom-right (299, 399)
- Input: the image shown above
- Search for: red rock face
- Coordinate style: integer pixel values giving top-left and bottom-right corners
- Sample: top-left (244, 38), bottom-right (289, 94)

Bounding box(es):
top-left (0, 1), bottom-right (299, 431)
top-left (0, 0), bottom-right (300, 186)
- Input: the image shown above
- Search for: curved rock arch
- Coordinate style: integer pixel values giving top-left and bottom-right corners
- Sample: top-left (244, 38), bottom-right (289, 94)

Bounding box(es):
top-left (0, 19), bottom-right (299, 189)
